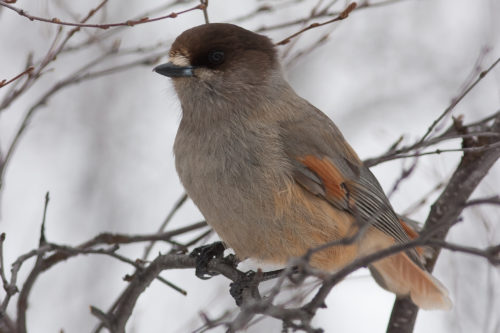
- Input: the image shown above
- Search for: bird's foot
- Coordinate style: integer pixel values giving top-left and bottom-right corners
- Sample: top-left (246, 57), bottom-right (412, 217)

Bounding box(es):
top-left (230, 270), bottom-right (258, 306)
top-left (229, 267), bottom-right (298, 306)
top-left (189, 241), bottom-right (226, 280)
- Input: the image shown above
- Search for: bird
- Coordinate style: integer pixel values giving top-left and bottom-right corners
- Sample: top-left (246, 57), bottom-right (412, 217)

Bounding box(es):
top-left (153, 23), bottom-right (451, 310)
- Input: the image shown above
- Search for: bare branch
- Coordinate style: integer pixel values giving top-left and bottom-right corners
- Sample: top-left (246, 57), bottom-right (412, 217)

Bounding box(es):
top-left (0, 1), bottom-right (204, 29)
top-left (417, 57), bottom-right (500, 145)
top-left (258, 0), bottom-right (409, 33)
top-left (0, 67), bottom-right (34, 89)
top-left (200, 0), bottom-right (209, 23)
top-left (142, 193), bottom-right (189, 260)
top-left (44, 221), bottom-right (208, 268)
top-left (465, 195), bottom-right (500, 207)
top-left (0, 50), bottom-right (166, 194)
top-left (95, 253), bottom-right (197, 333)
top-left (1, 2), bottom-right (499, 332)
top-left (365, 111), bottom-right (500, 166)
top-left (275, 2), bottom-right (357, 45)
top-left (48, 243), bottom-right (188, 295)
top-left (0, 0), bottom-right (109, 112)
top-left (0, 218), bottom-right (206, 331)
top-left (60, 0), bottom-right (192, 55)
top-left (386, 113), bottom-right (500, 333)
top-left (365, 56), bottom-right (500, 168)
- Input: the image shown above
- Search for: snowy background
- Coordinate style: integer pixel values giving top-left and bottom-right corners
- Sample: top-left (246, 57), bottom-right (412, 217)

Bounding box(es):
top-left (1, 0), bottom-right (499, 332)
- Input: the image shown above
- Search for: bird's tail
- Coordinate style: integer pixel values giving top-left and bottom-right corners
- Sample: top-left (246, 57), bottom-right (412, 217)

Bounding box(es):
top-left (369, 252), bottom-right (452, 310)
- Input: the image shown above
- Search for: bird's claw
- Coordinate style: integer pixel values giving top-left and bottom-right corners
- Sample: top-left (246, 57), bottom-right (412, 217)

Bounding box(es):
top-left (189, 241), bottom-right (225, 280)
top-left (230, 270), bottom-right (258, 306)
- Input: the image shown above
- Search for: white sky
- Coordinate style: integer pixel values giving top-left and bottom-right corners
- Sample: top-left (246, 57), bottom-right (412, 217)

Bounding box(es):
top-left (1, 0), bottom-right (499, 332)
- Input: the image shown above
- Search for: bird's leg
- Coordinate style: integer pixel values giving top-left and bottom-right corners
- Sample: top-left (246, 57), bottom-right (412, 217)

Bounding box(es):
top-left (260, 268), bottom-right (286, 281)
top-left (230, 270), bottom-right (259, 306)
top-left (229, 267), bottom-right (301, 306)
top-left (189, 241), bottom-right (226, 279)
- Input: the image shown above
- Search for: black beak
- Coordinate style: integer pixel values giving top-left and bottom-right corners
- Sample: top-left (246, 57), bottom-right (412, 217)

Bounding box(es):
top-left (153, 62), bottom-right (195, 78)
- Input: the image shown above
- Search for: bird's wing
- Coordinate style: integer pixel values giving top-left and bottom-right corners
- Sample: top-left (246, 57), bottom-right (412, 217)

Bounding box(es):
top-left (278, 104), bottom-right (452, 309)
top-left (279, 105), bottom-right (412, 247)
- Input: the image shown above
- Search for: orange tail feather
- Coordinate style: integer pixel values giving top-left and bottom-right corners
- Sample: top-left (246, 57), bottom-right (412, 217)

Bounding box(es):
top-left (370, 252), bottom-right (452, 310)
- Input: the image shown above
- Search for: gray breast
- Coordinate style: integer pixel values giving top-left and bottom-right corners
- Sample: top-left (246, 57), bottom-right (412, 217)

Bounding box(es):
top-left (173, 117), bottom-right (290, 224)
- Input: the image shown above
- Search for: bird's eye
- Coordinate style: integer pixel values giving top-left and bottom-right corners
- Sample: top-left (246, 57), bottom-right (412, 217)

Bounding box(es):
top-left (207, 50), bottom-right (225, 66)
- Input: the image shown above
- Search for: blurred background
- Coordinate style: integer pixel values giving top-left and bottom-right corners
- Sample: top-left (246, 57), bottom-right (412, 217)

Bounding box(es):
top-left (1, 0), bottom-right (499, 332)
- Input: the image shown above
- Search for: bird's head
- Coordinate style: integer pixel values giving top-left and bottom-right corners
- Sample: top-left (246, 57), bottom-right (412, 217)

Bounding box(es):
top-left (154, 23), bottom-right (281, 106)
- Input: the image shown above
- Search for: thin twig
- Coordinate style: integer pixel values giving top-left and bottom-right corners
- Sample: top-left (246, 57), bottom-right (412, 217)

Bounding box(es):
top-left (16, 196), bottom-right (55, 333)
top-left (417, 57), bottom-right (500, 145)
top-left (0, 67), bottom-right (34, 89)
top-left (387, 113), bottom-right (500, 333)
top-left (0, 233), bottom-right (8, 289)
top-left (373, 142), bottom-right (500, 162)
top-left (0, 0), bottom-right (109, 112)
top-left (0, 51), bottom-right (165, 194)
top-left (39, 192), bottom-right (50, 245)
top-left (60, 0), bottom-right (192, 55)
top-left (0, 1), bottom-right (204, 29)
top-left (258, 0), bottom-right (408, 33)
top-left (386, 158), bottom-right (418, 199)
top-left (48, 243), bottom-right (188, 295)
top-left (142, 193), bottom-right (189, 260)
top-left (365, 110), bottom-right (500, 167)
top-left (465, 195), bottom-right (500, 207)
top-left (200, 0), bottom-right (209, 23)
top-left (275, 2), bottom-right (357, 45)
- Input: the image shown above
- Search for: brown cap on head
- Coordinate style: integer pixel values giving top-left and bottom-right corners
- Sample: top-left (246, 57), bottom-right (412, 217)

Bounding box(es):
top-left (154, 23), bottom-right (278, 80)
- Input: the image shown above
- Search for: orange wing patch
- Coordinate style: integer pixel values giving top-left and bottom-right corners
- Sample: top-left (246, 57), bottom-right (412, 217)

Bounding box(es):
top-left (399, 219), bottom-right (419, 239)
top-left (298, 155), bottom-right (346, 201)
top-left (399, 218), bottom-right (427, 256)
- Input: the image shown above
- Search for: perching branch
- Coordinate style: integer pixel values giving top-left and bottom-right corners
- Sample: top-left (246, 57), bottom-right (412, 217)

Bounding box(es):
top-left (1, 2), bottom-right (499, 333)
